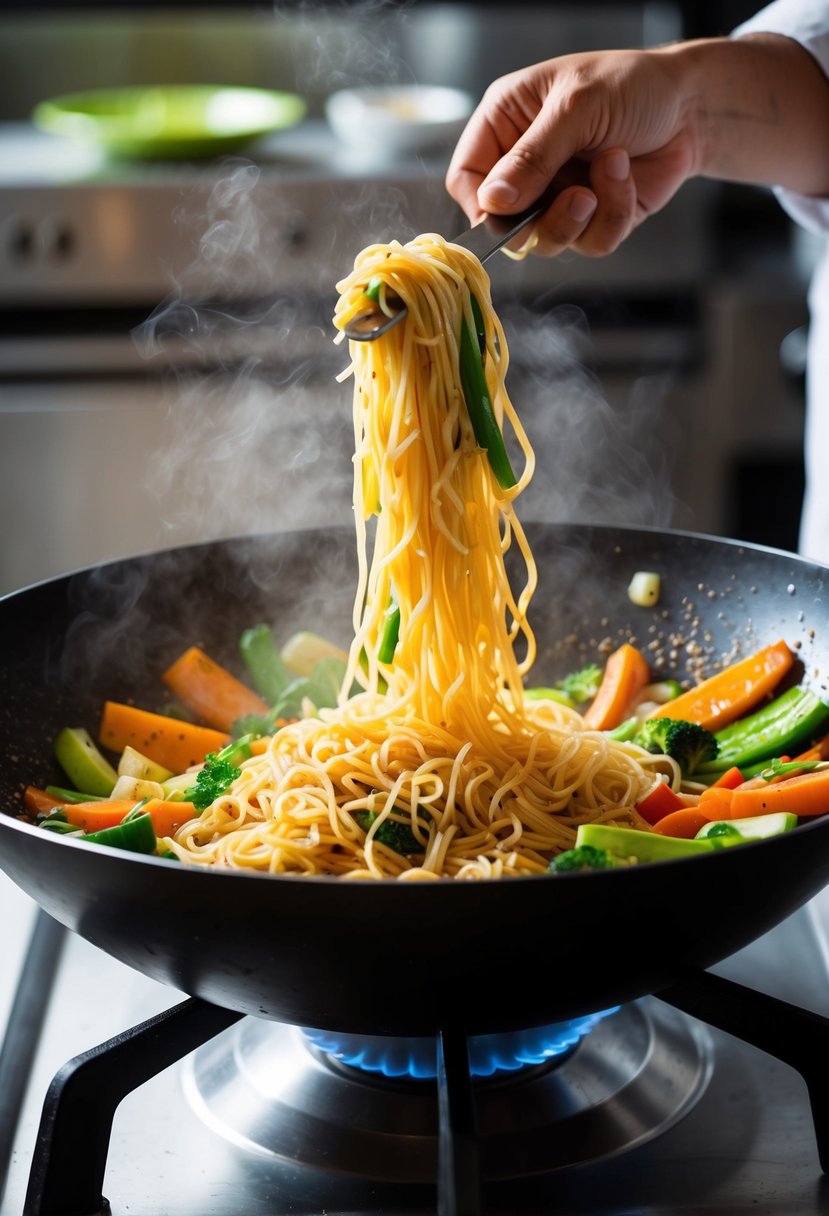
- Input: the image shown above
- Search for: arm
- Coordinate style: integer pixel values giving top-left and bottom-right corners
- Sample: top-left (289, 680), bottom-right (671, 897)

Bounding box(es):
top-left (445, 34), bottom-right (829, 258)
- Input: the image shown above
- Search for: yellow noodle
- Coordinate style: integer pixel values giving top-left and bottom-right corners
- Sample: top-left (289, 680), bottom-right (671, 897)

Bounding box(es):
top-left (166, 235), bottom-right (657, 879)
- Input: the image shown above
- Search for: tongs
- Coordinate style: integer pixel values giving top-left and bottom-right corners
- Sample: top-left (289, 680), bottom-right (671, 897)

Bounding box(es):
top-left (343, 190), bottom-right (554, 342)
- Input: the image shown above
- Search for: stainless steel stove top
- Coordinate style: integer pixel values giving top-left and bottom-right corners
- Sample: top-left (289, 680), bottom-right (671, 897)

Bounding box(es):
top-left (2, 866), bottom-right (829, 1216)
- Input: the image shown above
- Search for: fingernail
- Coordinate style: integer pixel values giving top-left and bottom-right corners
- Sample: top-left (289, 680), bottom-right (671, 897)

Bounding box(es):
top-left (568, 193), bottom-right (598, 223)
top-left (605, 149), bottom-right (630, 181)
top-left (480, 178), bottom-right (519, 208)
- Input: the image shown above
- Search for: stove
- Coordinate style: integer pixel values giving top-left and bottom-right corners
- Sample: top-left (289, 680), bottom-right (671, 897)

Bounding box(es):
top-left (2, 866), bottom-right (829, 1216)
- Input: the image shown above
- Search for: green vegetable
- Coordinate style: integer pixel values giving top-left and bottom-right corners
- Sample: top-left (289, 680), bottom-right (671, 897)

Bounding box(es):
top-left (355, 809), bottom-right (426, 854)
top-left (273, 657), bottom-right (349, 719)
top-left (758, 757), bottom-right (825, 781)
top-left (378, 592), bottom-right (400, 665)
top-left (524, 687), bottom-right (576, 708)
top-left (239, 625), bottom-right (292, 704)
top-left (39, 815), bottom-right (82, 835)
top-left (696, 812), bottom-right (797, 842)
top-left (576, 822), bottom-right (717, 862)
top-left (364, 275), bottom-right (383, 302)
top-left (548, 844), bottom-right (616, 873)
top-left (185, 737), bottom-right (253, 811)
top-left (231, 712), bottom-right (279, 740)
top-left (470, 293), bottom-right (487, 355)
top-left (54, 726), bottom-right (118, 797)
top-left (556, 663), bottom-right (603, 705)
top-left (458, 297), bottom-right (516, 490)
top-left (697, 686), bottom-right (829, 774)
top-left (631, 718), bottom-right (719, 776)
top-left (82, 810), bottom-right (157, 854)
top-left (45, 785), bottom-right (106, 804)
top-left (607, 717), bottom-right (640, 742)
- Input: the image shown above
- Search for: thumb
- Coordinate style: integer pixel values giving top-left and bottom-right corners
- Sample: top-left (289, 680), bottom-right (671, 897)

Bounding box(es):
top-left (477, 107), bottom-right (586, 215)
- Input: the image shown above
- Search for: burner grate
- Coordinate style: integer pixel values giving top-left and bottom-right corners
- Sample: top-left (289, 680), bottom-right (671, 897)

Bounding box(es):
top-left (15, 969), bottom-right (829, 1216)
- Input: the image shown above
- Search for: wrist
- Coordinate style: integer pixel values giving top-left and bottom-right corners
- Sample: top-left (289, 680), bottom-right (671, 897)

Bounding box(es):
top-left (656, 34), bottom-right (829, 194)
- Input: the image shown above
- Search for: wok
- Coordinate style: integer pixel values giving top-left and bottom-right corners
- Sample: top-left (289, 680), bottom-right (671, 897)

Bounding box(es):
top-left (1, 522), bottom-right (829, 1037)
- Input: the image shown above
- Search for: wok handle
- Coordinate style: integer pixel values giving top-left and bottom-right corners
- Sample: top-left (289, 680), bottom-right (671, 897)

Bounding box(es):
top-left (658, 969), bottom-right (829, 1174)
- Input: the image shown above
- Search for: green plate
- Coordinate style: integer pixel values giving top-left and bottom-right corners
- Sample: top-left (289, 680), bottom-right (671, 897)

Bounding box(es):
top-left (32, 85), bottom-right (307, 160)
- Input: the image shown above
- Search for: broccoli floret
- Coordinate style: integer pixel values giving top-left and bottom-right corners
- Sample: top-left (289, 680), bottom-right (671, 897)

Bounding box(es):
top-left (185, 738), bottom-right (254, 811)
top-left (355, 810), bottom-right (426, 855)
top-left (556, 663), bottom-right (603, 705)
top-left (632, 718), bottom-right (718, 776)
top-left (548, 844), bottom-right (616, 873)
top-left (186, 756), bottom-right (241, 811)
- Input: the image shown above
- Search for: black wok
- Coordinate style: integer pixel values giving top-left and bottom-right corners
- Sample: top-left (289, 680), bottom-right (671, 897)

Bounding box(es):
top-left (1, 522), bottom-right (829, 1037)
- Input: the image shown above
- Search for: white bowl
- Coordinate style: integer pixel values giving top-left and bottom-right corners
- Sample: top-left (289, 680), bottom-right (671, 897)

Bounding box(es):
top-left (325, 85), bottom-right (475, 158)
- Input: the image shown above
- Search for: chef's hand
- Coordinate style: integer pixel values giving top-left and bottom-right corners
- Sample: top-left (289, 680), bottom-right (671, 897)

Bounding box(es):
top-left (446, 35), bottom-right (829, 259)
top-left (447, 48), bottom-right (694, 258)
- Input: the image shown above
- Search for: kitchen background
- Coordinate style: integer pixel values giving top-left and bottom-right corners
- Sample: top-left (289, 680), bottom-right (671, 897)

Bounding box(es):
top-left (3, 7), bottom-right (829, 1216)
top-left (0, 0), bottom-right (819, 596)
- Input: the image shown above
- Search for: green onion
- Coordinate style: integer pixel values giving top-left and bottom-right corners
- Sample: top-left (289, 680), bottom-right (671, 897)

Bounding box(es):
top-left (458, 297), bottom-right (516, 490)
top-left (378, 591), bottom-right (400, 664)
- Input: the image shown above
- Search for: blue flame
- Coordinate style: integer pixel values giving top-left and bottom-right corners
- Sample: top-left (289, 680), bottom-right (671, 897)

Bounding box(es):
top-left (302, 1009), bottom-right (618, 1079)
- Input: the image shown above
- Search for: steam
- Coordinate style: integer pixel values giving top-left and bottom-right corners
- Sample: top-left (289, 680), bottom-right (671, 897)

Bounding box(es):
top-left (502, 301), bottom-right (678, 529)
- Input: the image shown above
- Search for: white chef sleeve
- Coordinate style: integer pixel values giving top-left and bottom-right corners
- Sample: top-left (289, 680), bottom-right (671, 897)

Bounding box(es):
top-left (733, 0), bottom-right (829, 234)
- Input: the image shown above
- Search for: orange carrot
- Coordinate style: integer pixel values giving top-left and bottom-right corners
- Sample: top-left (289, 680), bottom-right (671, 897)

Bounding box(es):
top-left (730, 768), bottom-right (829, 819)
top-left (64, 799), bottom-right (138, 832)
top-left (711, 766), bottom-right (746, 789)
top-left (636, 781), bottom-right (686, 825)
top-left (651, 807), bottom-right (712, 838)
top-left (697, 786), bottom-right (736, 820)
top-left (99, 701), bottom-right (229, 774)
top-left (24, 786), bottom-right (65, 817)
top-left (647, 640), bottom-right (793, 732)
top-left (161, 646), bottom-right (268, 733)
top-left (140, 799), bottom-right (198, 837)
top-left (582, 643), bottom-right (651, 731)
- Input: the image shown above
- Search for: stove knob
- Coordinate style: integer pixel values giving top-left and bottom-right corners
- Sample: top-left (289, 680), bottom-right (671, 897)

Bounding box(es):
top-left (2, 213), bottom-right (35, 262)
top-left (38, 217), bottom-right (76, 261)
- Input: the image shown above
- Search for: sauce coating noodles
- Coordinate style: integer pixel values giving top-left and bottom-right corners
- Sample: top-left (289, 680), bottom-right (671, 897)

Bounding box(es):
top-left (167, 236), bottom-right (658, 879)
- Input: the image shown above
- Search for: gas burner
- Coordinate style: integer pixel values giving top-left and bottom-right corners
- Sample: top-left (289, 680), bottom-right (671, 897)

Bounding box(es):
top-left (182, 1001), bottom-right (712, 1181)
top-left (301, 1009), bottom-right (618, 1078)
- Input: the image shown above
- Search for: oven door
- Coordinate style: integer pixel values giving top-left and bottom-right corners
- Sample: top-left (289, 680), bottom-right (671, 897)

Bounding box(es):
top-left (0, 310), bottom-right (356, 596)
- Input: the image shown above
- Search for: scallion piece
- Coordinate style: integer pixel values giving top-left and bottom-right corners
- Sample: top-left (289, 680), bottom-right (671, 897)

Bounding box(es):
top-left (459, 298), bottom-right (516, 490)
top-left (378, 592), bottom-right (400, 665)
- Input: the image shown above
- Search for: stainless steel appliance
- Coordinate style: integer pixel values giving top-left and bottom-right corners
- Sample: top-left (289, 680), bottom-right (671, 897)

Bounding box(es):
top-left (3, 870), bottom-right (829, 1214)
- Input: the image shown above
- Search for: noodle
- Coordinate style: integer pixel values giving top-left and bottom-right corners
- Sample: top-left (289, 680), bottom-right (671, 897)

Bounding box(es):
top-left (166, 235), bottom-right (658, 879)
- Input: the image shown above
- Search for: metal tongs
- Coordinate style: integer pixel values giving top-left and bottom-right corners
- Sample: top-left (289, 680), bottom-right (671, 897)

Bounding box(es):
top-left (343, 189), bottom-right (555, 342)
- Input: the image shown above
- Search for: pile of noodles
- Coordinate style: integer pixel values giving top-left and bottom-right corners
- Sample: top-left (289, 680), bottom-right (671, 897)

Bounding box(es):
top-left (165, 235), bottom-right (664, 879)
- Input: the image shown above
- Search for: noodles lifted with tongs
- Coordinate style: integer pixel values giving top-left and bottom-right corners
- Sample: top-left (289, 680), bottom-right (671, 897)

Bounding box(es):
top-left (167, 235), bottom-right (658, 879)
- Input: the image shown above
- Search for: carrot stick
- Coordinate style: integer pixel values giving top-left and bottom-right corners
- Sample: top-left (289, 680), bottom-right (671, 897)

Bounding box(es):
top-left (646, 640), bottom-right (794, 732)
top-left (64, 799), bottom-right (138, 832)
top-left (730, 769), bottom-right (829, 819)
top-left (697, 786), bottom-right (736, 820)
top-left (140, 799), bottom-right (198, 837)
top-left (651, 807), bottom-right (712, 838)
top-left (99, 702), bottom-right (230, 774)
top-left (24, 786), bottom-right (65, 817)
top-left (161, 646), bottom-right (269, 733)
top-left (711, 766), bottom-right (746, 789)
top-left (582, 643), bottom-right (651, 731)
